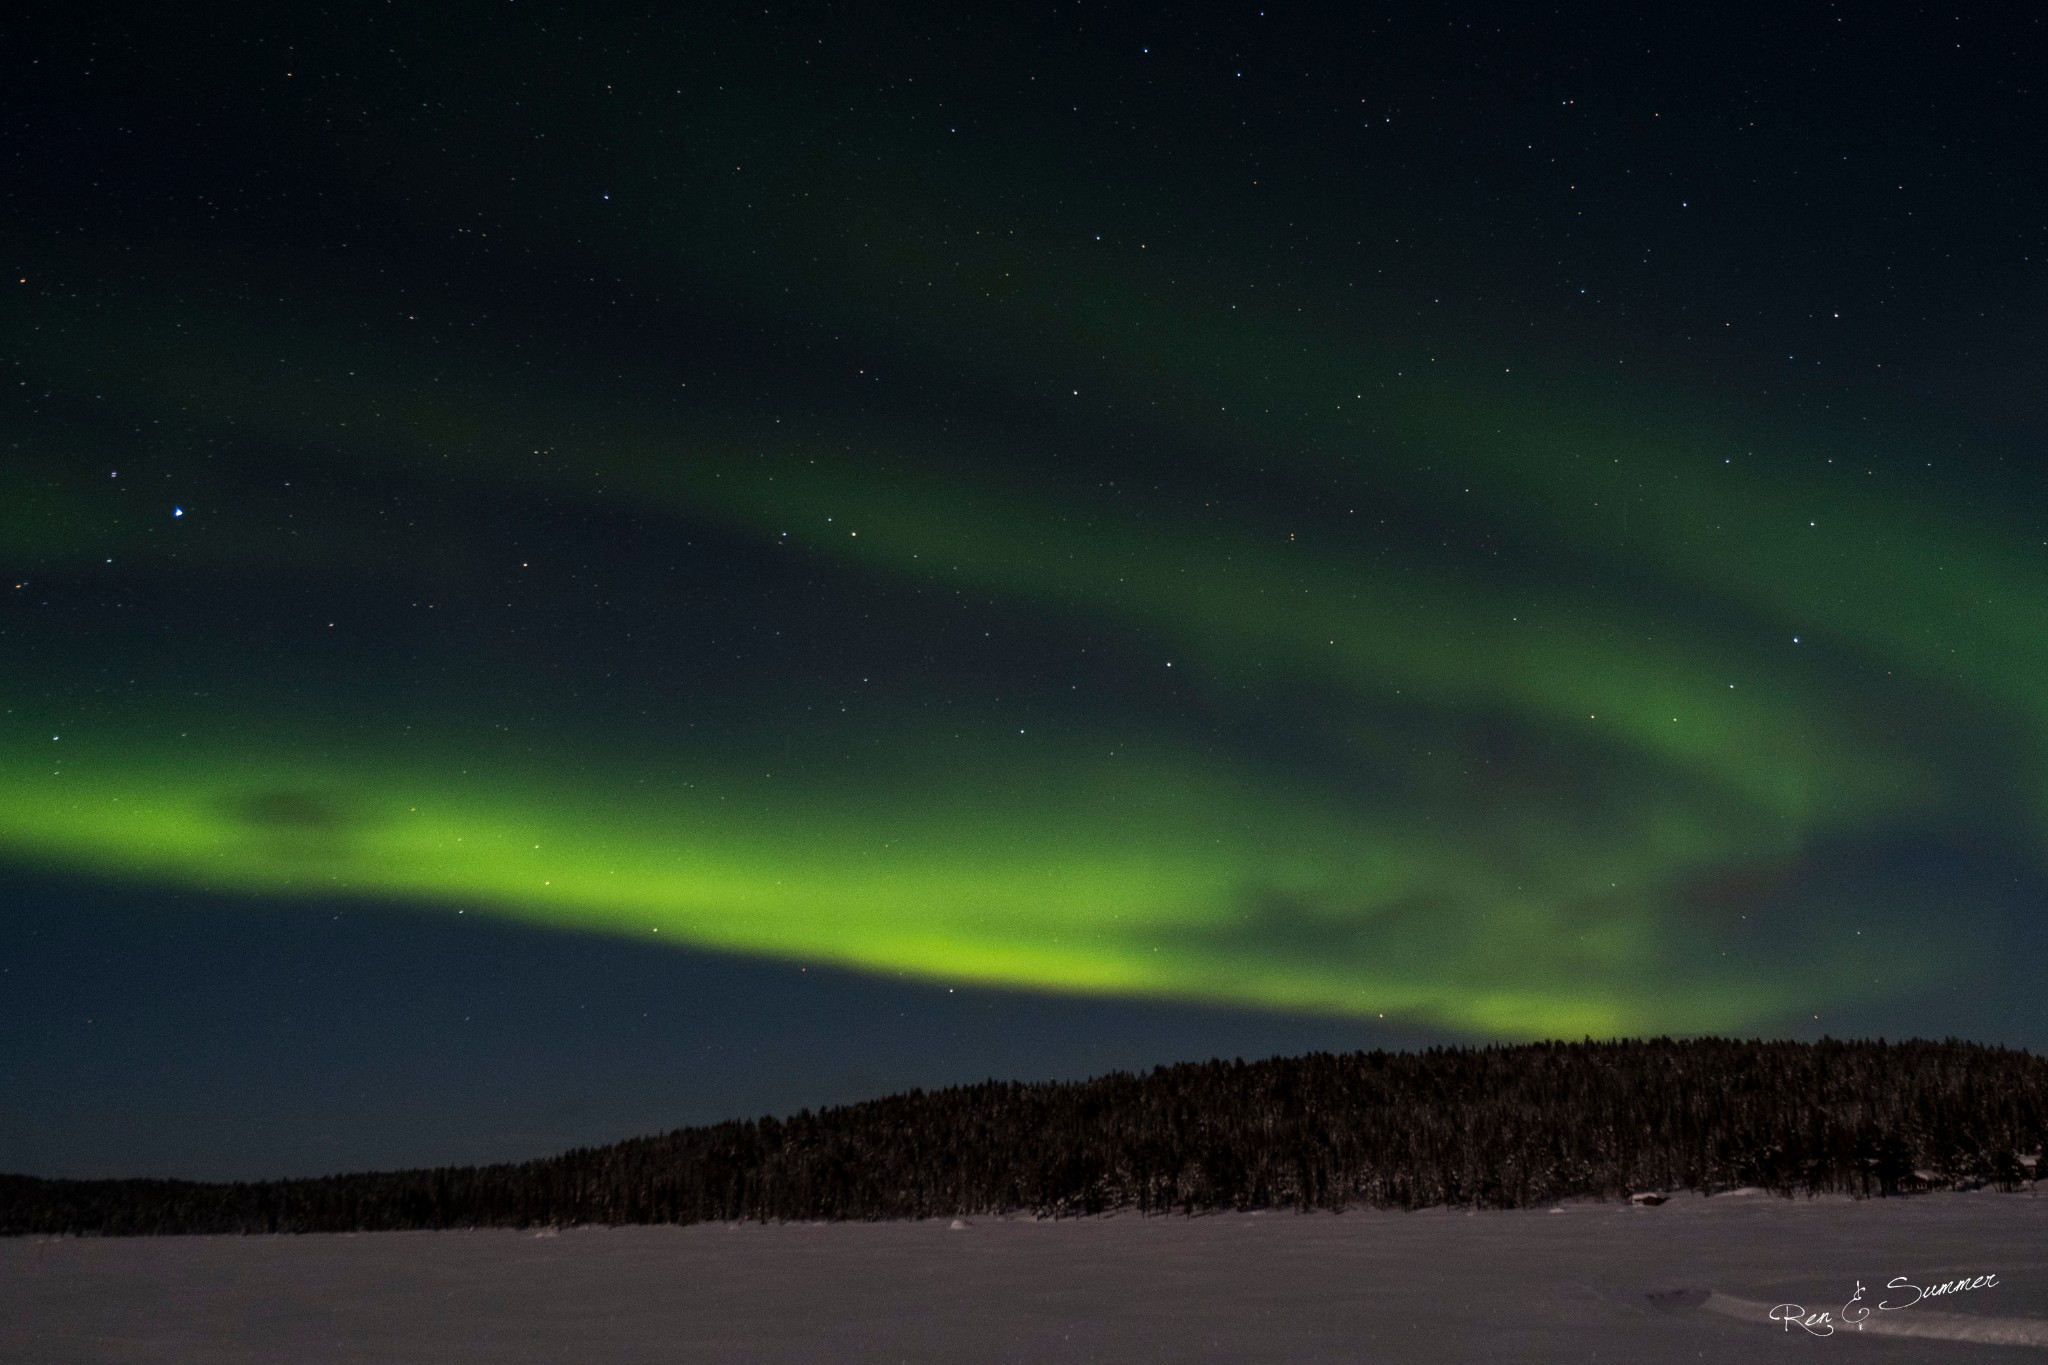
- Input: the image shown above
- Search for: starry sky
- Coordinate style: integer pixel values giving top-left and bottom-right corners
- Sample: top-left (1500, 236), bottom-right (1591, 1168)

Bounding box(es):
top-left (6, 1), bottom-right (2046, 1179)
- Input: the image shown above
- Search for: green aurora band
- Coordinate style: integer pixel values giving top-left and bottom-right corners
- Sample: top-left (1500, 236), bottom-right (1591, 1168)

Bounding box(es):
top-left (6, 60), bottom-right (2038, 1039)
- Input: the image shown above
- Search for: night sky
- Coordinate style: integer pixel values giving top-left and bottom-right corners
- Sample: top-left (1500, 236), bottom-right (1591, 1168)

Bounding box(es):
top-left (6, 2), bottom-right (2046, 1180)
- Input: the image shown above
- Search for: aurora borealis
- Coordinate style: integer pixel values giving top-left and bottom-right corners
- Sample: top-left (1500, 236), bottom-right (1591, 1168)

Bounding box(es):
top-left (6, 2), bottom-right (2046, 1174)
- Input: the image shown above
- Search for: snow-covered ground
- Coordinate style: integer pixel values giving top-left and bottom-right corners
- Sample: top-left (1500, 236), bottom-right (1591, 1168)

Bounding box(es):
top-left (5, 1189), bottom-right (2045, 1362)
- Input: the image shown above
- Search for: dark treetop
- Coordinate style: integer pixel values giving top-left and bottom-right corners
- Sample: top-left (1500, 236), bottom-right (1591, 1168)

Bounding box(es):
top-left (6, 1037), bottom-right (2044, 1236)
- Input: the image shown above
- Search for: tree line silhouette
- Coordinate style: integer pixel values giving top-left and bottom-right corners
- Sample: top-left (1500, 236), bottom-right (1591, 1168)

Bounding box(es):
top-left (5, 1037), bottom-right (2043, 1236)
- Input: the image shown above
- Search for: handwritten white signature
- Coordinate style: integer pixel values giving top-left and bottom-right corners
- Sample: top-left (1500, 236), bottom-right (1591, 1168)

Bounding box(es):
top-left (1770, 1273), bottom-right (2001, 1336)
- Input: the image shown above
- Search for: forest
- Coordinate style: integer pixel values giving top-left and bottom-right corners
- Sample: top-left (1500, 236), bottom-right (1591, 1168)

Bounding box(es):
top-left (5, 1037), bottom-right (2044, 1236)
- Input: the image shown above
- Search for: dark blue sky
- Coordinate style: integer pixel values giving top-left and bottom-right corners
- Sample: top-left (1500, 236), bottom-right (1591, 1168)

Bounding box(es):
top-left (4, 0), bottom-right (2045, 1179)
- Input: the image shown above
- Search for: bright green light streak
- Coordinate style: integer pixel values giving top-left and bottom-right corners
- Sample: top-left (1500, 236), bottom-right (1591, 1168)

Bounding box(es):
top-left (0, 702), bottom-right (1916, 1037)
